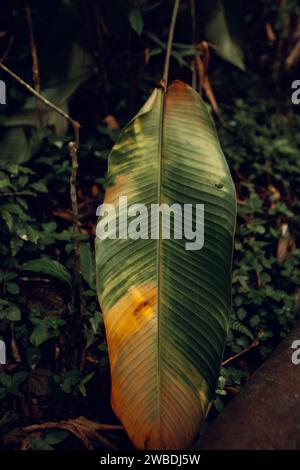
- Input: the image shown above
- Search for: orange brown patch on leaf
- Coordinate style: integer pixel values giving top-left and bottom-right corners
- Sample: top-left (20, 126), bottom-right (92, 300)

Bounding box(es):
top-left (103, 174), bottom-right (130, 206)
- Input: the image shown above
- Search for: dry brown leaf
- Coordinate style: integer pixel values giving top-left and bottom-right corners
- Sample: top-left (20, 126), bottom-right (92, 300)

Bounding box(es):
top-left (286, 39), bottom-right (300, 68)
top-left (194, 42), bottom-right (219, 114)
top-left (103, 115), bottom-right (119, 130)
top-left (268, 184), bottom-right (281, 209)
top-left (91, 184), bottom-right (100, 197)
top-left (277, 223), bottom-right (296, 262)
top-left (53, 209), bottom-right (74, 221)
top-left (144, 47), bottom-right (150, 65)
top-left (265, 23), bottom-right (276, 42)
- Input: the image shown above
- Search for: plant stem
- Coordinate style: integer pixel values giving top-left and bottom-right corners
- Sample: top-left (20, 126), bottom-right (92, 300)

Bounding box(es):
top-left (162, 0), bottom-right (181, 87)
top-left (190, 0), bottom-right (197, 89)
top-left (69, 135), bottom-right (86, 318)
top-left (0, 62), bottom-right (79, 129)
top-left (0, 35), bottom-right (14, 63)
top-left (25, 0), bottom-right (44, 126)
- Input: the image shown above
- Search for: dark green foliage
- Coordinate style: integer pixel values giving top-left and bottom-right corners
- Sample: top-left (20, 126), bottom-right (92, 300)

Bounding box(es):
top-left (0, 0), bottom-right (299, 449)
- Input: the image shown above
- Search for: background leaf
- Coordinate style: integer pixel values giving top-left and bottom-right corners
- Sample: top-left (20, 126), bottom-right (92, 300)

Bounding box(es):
top-left (204, 0), bottom-right (246, 70)
top-left (22, 258), bottom-right (72, 288)
top-left (129, 9), bottom-right (144, 35)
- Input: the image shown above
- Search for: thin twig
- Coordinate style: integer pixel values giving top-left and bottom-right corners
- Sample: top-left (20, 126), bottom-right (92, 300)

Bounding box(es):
top-left (221, 332), bottom-right (262, 367)
top-left (10, 324), bottom-right (21, 363)
top-left (25, 0), bottom-right (43, 126)
top-left (94, 1), bottom-right (109, 93)
top-left (0, 62), bottom-right (79, 129)
top-left (84, 1), bottom-right (108, 117)
top-left (22, 416), bottom-right (122, 450)
top-left (0, 191), bottom-right (35, 197)
top-left (69, 132), bottom-right (86, 317)
top-left (0, 35), bottom-right (14, 63)
top-left (221, 347), bottom-right (252, 367)
top-left (286, 38), bottom-right (300, 68)
top-left (22, 419), bottom-right (122, 433)
top-left (162, 0), bottom-right (181, 87)
top-left (194, 42), bottom-right (219, 113)
top-left (190, 0), bottom-right (197, 89)
top-left (19, 277), bottom-right (51, 283)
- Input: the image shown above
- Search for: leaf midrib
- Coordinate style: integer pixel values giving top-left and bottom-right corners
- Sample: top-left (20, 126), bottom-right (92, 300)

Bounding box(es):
top-left (155, 86), bottom-right (166, 436)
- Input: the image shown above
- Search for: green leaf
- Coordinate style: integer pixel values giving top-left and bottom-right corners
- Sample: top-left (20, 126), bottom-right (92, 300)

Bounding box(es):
top-left (0, 173), bottom-right (10, 189)
top-left (0, 373), bottom-right (12, 387)
top-left (12, 372), bottom-right (29, 386)
top-left (204, 0), bottom-right (245, 70)
top-left (30, 436), bottom-right (54, 450)
top-left (0, 44), bottom-right (92, 164)
top-left (6, 282), bottom-right (20, 295)
top-left (6, 306), bottom-right (21, 321)
top-left (26, 348), bottom-right (42, 370)
top-left (30, 182), bottom-right (48, 193)
top-left (30, 323), bottom-right (48, 348)
top-left (22, 258), bottom-right (72, 288)
top-left (80, 371), bottom-right (95, 385)
top-left (44, 429), bottom-right (69, 446)
top-left (95, 80), bottom-right (236, 449)
top-left (129, 9), bottom-right (144, 36)
top-left (0, 387), bottom-right (7, 400)
top-left (0, 208), bottom-right (13, 231)
top-left (231, 320), bottom-right (254, 339)
top-left (23, 225), bottom-right (40, 244)
top-left (30, 318), bottom-right (65, 347)
top-left (41, 222), bottom-right (57, 232)
top-left (80, 242), bottom-right (96, 290)
top-left (78, 383), bottom-right (86, 396)
top-left (60, 370), bottom-right (81, 393)
top-left (90, 312), bottom-right (101, 334)
top-left (78, 371), bottom-right (95, 396)
top-left (5, 272), bottom-right (18, 281)
top-left (0, 128), bottom-right (32, 164)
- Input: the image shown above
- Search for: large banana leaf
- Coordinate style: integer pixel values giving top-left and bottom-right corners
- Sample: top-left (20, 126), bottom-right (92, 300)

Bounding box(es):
top-left (95, 80), bottom-right (236, 449)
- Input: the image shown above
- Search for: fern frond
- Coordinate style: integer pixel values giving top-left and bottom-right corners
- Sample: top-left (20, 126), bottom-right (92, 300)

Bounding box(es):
top-left (231, 320), bottom-right (254, 340)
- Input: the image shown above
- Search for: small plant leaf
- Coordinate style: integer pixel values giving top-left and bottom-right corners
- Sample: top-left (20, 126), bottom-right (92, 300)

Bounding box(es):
top-left (129, 9), bottom-right (143, 36)
top-left (22, 258), bottom-right (72, 288)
